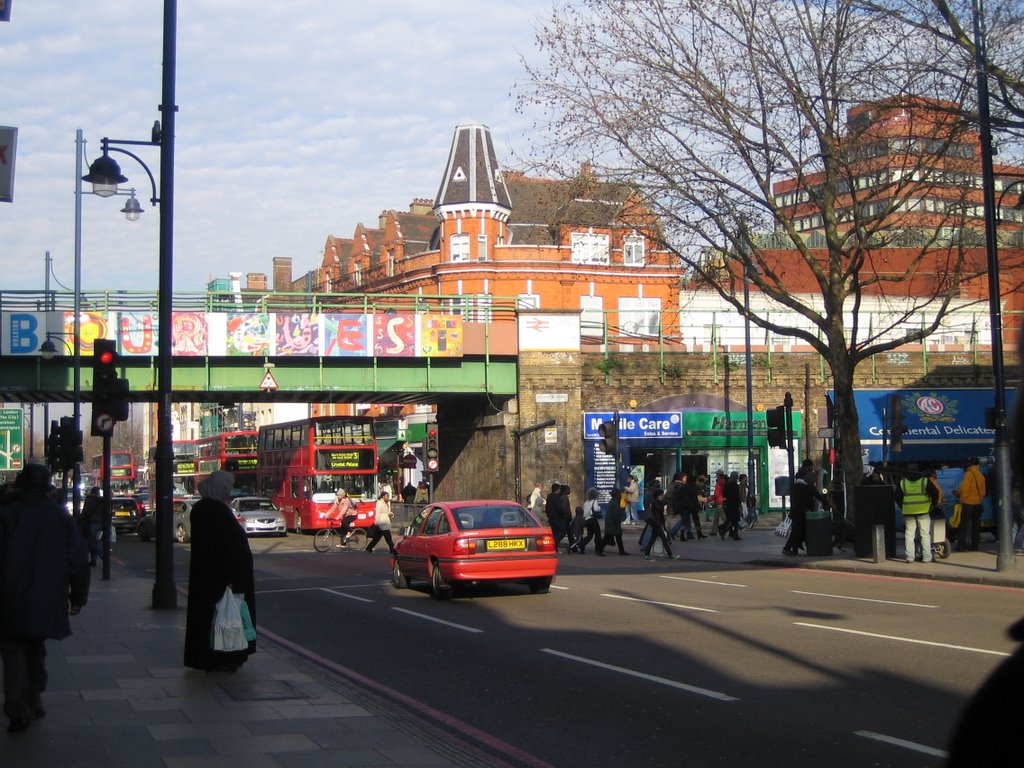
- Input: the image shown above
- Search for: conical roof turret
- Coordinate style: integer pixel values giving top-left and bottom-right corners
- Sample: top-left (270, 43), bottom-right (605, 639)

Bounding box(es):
top-left (434, 124), bottom-right (512, 213)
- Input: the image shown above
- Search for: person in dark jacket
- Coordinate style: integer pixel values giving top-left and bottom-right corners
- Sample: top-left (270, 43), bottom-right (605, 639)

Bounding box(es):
top-left (641, 488), bottom-right (679, 560)
top-left (783, 464), bottom-right (829, 555)
top-left (718, 471), bottom-right (744, 540)
top-left (546, 483), bottom-right (572, 553)
top-left (183, 470), bottom-right (256, 672)
top-left (80, 487), bottom-right (104, 566)
top-left (0, 463), bottom-right (90, 733)
top-left (603, 487), bottom-right (628, 555)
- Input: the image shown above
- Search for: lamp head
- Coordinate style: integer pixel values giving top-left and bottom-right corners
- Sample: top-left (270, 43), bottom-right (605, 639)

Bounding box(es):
top-left (120, 194), bottom-right (144, 221)
top-left (39, 338), bottom-right (58, 360)
top-left (82, 153), bottom-right (127, 197)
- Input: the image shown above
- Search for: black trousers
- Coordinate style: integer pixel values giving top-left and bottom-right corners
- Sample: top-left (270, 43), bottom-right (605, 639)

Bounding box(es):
top-left (1, 638), bottom-right (47, 722)
top-left (578, 518), bottom-right (604, 553)
top-left (365, 526), bottom-right (395, 553)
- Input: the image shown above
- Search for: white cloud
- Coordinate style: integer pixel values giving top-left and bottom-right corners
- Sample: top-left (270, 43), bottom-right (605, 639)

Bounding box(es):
top-left (0, 0), bottom-right (551, 291)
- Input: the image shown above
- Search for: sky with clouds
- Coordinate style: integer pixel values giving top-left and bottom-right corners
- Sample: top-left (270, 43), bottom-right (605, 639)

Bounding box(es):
top-left (0, 0), bottom-right (557, 293)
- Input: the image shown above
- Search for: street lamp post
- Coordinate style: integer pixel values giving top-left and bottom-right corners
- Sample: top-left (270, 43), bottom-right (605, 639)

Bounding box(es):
top-left (742, 257), bottom-right (756, 507)
top-left (79, 0), bottom-right (178, 607)
top-left (972, 0), bottom-right (1015, 572)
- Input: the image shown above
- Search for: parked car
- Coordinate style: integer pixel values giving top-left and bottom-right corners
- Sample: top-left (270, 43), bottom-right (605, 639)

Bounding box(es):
top-left (111, 496), bottom-right (147, 534)
top-left (136, 497), bottom-right (200, 543)
top-left (230, 496), bottom-right (287, 537)
top-left (390, 500), bottom-right (558, 599)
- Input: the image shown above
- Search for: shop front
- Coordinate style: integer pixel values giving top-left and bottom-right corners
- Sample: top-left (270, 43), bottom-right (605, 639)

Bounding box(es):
top-left (583, 410), bottom-right (803, 513)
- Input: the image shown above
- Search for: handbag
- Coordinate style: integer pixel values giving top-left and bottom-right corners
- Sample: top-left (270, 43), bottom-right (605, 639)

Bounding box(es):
top-left (638, 523), bottom-right (652, 549)
top-left (774, 516), bottom-right (793, 538)
top-left (211, 586), bottom-right (249, 652)
top-left (950, 503), bottom-right (962, 528)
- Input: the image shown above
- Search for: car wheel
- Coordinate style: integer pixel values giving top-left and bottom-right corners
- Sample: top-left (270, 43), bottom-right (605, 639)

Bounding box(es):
top-left (529, 577), bottom-right (552, 594)
top-left (392, 559), bottom-right (410, 589)
top-left (430, 561), bottom-right (452, 600)
top-left (175, 523), bottom-right (189, 544)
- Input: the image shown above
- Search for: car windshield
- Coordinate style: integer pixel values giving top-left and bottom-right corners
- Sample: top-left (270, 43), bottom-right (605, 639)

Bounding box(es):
top-left (453, 505), bottom-right (536, 530)
top-left (238, 499), bottom-right (276, 512)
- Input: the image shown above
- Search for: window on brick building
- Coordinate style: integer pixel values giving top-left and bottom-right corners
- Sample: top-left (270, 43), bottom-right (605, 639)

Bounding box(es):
top-left (580, 295), bottom-right (604, 334)
top-left (477, 234), bottom-right (488, 261)
top-left (451, 234), bottom-right (470, 262)
top-left (517, 294), bottom-right (540, 309)
top-left (571, 231), bottom-right (610, 264)
top-left (624, 235), bottom-right (645, 266)
top-left (619, 297), bottom-right (661, 337)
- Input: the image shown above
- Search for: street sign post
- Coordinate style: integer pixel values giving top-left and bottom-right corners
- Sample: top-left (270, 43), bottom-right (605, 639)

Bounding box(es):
top-left (0, 408), bottom-right (24, 472)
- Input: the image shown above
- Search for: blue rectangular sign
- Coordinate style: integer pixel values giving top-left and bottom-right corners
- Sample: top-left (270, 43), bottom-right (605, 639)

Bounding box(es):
top-left (583, 411), bottom-right (683, 440)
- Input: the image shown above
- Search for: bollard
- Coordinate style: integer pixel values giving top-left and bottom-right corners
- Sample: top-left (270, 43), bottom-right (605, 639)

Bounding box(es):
top-left (872, 523), bottom-right (887, 563)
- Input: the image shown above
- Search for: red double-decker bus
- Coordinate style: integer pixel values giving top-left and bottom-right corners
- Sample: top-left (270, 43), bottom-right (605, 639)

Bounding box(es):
top-left (257, 416), bottom-right (379, 533)
top-left (196, 431), bottom-right (259, 496)
top-left (89, 451), bottom-right (138, 493)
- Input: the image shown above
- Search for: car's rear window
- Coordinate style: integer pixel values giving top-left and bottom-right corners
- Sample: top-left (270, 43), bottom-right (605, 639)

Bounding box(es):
top-left (454, 505), bottom-right (535, 530)
top-left (111, 500), bottom-right (138, 513)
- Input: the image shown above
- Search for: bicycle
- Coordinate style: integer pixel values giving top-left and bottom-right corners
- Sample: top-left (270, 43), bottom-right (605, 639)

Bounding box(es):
top-left (313, 521), bottom-right (367, 552)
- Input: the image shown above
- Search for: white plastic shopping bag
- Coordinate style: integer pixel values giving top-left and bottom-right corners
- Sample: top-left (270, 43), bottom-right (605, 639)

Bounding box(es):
top-left (211, 586), bottom-right (248, 651)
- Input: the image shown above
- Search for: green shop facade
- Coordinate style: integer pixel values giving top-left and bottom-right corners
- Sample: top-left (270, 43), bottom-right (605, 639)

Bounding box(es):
top-left (583, 410), bottom-right (803, 514)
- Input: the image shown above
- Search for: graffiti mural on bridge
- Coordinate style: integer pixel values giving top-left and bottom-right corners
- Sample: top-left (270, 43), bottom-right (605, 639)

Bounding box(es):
top-left (1, 311), bottom-right (465, 359)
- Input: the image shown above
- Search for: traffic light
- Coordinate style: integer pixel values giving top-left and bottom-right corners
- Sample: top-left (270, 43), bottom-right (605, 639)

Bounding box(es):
top-left (92, 339), bottom-right (119, 398)
top-left (890, 395), bottom-right (908, 452)
top-left (598, 419), bottom-right (618, 455)
top-left (766, 406), bottom-right (788, 448)
top-left (59, 415), bottom-right (84, 471)
top-left (47, 419), bottom-right (62, 472)
top-left (425, 423), bottom-right (439, 472)
top-left (91, 339), bottom-right (130, 435)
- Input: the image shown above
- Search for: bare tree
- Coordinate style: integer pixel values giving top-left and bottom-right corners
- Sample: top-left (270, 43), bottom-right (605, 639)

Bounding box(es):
top-left (519, 0), bottom-right (1024, 514)
top-left (854, 0), bottom-right (1024, 139)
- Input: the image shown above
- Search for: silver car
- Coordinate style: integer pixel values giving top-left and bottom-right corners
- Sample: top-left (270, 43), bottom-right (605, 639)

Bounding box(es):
top-left (230, 496), bottom-right (287, 537)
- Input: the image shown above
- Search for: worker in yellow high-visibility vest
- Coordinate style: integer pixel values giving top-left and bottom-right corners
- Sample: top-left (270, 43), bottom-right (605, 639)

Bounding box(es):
top-left (896, 465), bottom-right (939, 564)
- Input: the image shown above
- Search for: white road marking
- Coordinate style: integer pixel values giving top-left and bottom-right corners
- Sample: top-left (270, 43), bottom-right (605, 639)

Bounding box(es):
top-left (321, 588), bottom-right (373, 603)
top-left (795, 622), bottom-right (1011, 656)
top-left (550, 584), bottom-right (571, 590)
top-left (855, 730), bottom-right (948, 758)
top-left (790, 590), bottom-right (938, 608)
top-left (661, 575), bottom-right (748, 588)
top-left (257, 582), bottom-right (381, 594)
top-left (392, 607), bottom-right (484, 633)
top-left (541, 648), bottom-right (738, 701)
top-left (601, 593), bottom-right (717, 613)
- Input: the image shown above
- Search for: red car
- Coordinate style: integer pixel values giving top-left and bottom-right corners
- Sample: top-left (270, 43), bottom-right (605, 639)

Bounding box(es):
top-left (390, 500), bottom-right (558, 598)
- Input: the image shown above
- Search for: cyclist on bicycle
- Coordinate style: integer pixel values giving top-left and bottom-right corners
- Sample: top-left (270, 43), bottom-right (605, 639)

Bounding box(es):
top-left (326, 489), bottom-right (358, 542)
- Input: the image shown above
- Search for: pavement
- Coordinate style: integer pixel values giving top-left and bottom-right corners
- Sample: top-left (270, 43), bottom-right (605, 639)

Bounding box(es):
top-left (5, 519), bottom-right (1023, 767)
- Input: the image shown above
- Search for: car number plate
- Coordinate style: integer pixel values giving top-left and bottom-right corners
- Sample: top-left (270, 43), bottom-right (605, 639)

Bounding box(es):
top-left (114, 510), bottom-right (130, 517)
top-left (489, 538), bottom-right (526, 551)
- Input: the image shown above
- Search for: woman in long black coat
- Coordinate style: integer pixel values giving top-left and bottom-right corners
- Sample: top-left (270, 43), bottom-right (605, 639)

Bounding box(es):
top-left (183, 471), bottom-right (255, 671)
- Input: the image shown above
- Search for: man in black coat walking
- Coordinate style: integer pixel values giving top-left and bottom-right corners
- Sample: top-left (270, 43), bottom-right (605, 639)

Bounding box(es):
top-left (0, 464), bottom-right (90, 733)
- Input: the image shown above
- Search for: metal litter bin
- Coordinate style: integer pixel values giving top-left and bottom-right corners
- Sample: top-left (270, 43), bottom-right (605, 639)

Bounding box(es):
top-left (805, 508), bottom-right (833, 556)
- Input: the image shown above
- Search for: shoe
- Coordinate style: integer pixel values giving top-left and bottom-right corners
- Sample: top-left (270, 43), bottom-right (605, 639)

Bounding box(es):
top-left (596, 551), bottom-right (606, 556)
top-left (7, 718), bottom-right (31, 733)
top-left (904, 558), bottom-right (916, 563)
top-left (669, 554), bottom-right (681, 560)
top-left (730, 533), bottom-right (742, 541)
top-left (643, 555), bottom-right (653, 561)
top-left (923, 559), bottom-right (933, 564)
top-left (718, 527), bottom-right (726, 540)
top-left (782, 548), bottom-right (797, 556)
top-left (364, 548), bottom-right (374, 553)
top-left (696, 532), bottom-right (707, 540)
top-left (619, 551), bottom-right (629, 556)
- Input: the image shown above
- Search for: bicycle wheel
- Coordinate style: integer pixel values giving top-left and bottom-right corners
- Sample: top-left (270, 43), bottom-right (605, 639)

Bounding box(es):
top-left (345, 528), bottom-right (367, 550)
top-left (313, 528), bottom-right (334, 552)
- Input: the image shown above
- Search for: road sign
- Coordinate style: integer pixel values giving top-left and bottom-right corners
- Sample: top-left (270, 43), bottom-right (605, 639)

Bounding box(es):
top-left (92, 412), bottom-right (115, 436)
top-left (0, 408), bottom-right (24, 471)
top-left (259, 370), bottom-right (279, 390)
